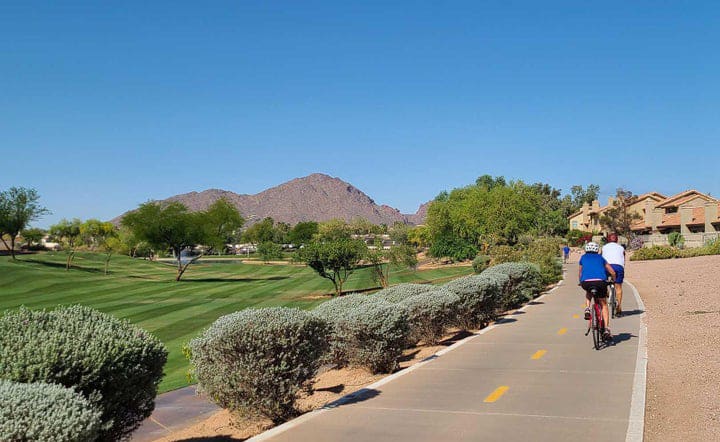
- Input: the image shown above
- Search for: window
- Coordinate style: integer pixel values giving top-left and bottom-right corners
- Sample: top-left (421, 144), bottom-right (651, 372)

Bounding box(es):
top-left (572, 221), bottom-right (578, 229)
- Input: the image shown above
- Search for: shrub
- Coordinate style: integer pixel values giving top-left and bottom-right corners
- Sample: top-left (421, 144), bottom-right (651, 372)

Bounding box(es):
top-left (471, 255), bottom-right (491, 273)
top-left (188, 307), bottom-right (329, 423)
top-left (443, 274), bottom-right (505, 330)
top-left (630, 245), bottom-right (679, 261)
top-left (521, 237), bottom-right (563, 285)
top-left (489, 244), bottom-right (519, 264)
top-left (330, 302), bottom-right (410, 373)
top-left (668, 232), bottom-right (685, 248)
top-left (482, 262), bottom-right (544, 308)
top-left (397, 288), bottom-right (461, 345)
top-left (312, 293), bottom-right (382, 366)
top-left (0, 306), bottom-right (168, 441)
top-left (374, 283), bottom-right (437, 303)
top-left (0, 380), bottom-right (102, 442)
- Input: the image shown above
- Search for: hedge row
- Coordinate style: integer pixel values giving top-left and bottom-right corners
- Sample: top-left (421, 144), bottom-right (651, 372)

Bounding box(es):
top-left (630, 239), bottom-right (720, 261)
top-left (188, 261), bottom-right (548, 425)
top-left (0, 306), bottom-right (168, 441)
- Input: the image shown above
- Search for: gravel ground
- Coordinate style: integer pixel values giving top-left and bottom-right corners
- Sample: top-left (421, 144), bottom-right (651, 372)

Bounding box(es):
top-left (630, 255), bottom-right (720, 441)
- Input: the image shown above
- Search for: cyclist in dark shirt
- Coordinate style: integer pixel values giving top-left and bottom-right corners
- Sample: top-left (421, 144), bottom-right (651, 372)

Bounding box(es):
top-left (579, 242), bottom-right (617, 339)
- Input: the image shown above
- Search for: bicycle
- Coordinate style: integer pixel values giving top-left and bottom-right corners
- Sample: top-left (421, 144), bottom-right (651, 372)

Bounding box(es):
top-left (607, 277), bottom-right (617, 319)
top-left (584, 285), bottom-right (613, 350)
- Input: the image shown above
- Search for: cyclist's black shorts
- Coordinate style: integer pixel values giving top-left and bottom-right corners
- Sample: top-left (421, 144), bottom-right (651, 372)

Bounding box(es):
top-left (581, 280), bottom-right (608, 298)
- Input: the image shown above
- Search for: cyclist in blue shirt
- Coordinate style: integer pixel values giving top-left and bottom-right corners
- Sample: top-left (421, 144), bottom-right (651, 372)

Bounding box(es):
top-left (579, 242), bottom-right (617, 339)
top-left (563, 245), bottom-right (571, 263)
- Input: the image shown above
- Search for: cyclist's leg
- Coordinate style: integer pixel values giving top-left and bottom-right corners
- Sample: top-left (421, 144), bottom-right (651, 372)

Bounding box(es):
top-left (599, 297), bottom-right (609, 329)
top-left (616, 283), bottom-right (623, 312)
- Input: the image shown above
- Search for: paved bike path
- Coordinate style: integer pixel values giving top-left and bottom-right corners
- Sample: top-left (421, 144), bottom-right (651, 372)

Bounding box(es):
top-left (251, 264), bottom-right (646, 442)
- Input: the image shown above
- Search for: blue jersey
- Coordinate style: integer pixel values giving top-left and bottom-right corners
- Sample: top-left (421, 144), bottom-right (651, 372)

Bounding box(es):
top-left (579, 253), bottom-right (608, 281)
top-left (563, 246), bottom-right (570, 255)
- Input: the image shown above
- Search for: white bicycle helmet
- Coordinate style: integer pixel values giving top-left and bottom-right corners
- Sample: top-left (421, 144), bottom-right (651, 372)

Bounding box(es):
top-left (585, 242), bottom-right (600, 253)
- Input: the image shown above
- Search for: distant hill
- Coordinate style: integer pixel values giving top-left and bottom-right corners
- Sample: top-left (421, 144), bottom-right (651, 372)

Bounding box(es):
top-left (114, 173), bottom-right (429, 225)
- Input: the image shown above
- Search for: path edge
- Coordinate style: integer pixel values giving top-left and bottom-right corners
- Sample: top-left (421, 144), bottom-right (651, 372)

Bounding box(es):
top-left (246, 280), bottom-right (563, 442)
top-left (625, 281), bottom-right (647, 442)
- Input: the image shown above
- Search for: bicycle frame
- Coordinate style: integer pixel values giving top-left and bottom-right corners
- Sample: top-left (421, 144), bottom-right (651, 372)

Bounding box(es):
top-left (585, 288), bottom-right (608, 350)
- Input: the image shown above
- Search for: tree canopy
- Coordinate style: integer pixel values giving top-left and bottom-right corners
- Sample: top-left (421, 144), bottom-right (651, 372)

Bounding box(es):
top-left (0, 187), bottom-right (50, 259)
top-left (297, 238), bottom-right (367, 296)
top-left (425, 176), bottom-right (596, 259)
top-left (121, 200), bottom-right (243, 281)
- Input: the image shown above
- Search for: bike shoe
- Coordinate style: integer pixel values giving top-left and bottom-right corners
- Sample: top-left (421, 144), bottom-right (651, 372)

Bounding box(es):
top-left (615, 307), bottom-right (622, 317)
top-left (583, 307), bottom-right (591, 320)
top-left (603, 329), bottom-right (612, 341)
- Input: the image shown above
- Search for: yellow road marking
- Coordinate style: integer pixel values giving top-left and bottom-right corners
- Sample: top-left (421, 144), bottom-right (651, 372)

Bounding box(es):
top-left (572, 314), bottom-right (580, 319)
top-left (484, 386), bottom-right (509, 403)
top-left (557, 328), bottom-right (568, 335)
top-left (531, 350), bottom-right (547, 360)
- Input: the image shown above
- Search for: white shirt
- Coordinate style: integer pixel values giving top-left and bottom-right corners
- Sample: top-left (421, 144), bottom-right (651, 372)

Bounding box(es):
top-left (601, 242), bottom-right (625, 267)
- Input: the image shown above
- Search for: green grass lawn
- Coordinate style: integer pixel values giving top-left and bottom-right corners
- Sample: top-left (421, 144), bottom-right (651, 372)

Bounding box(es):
top-left (0, 252), bottom-right (472, 392)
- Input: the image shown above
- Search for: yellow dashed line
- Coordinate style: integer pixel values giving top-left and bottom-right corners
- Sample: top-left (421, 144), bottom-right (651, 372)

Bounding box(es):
top-left (572, 314), bottom-right (580, 319)
top-left (484, 386), bottom-right (509, 403)
top-left (557, 328), bottom-right (568, 335)
top-left (531, 350), bottom-right (547, 360)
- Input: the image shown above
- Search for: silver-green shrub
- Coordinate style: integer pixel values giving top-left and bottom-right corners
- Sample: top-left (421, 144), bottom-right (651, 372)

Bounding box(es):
top-left (188, 307), bottom-right (329, 423)
top-left (481, 262), bottom-right (544, 308)
top-left (331, 302), bottom-right (410, 373)
top-left (374, 283), bottom-right (436, 303)
top-left (443, 274), bottom-right (505, 330)
top-left (397, 288), bottom-right (461, 345)
top-left (0, 380), bottom-right (102, 442)
top-left (313, 293), bottom-right (392, 368)
top-left (0, 306), bottom-right (168, 441)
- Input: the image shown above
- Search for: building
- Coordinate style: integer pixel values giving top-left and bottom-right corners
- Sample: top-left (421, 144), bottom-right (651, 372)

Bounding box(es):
top-left (567, 190), bottom-right (720, 247)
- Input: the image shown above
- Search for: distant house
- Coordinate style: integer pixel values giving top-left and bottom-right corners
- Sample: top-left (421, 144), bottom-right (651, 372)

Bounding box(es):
top-left (568, 190), bottom-right (720, 247)
top-left (629, 190), bottom-right (719, 235)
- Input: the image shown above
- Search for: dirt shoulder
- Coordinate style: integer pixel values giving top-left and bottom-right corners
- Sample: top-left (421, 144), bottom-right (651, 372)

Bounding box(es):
top-left (630, 255), bottom-right (720, 441)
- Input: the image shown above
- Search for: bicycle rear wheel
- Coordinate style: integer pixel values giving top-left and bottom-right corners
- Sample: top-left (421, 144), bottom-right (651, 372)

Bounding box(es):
top-left (591, 305), bottom-right (601, 350)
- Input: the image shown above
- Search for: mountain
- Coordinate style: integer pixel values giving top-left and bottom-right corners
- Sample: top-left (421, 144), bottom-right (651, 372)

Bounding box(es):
top-left (116, 173), bottom-right (429, 225)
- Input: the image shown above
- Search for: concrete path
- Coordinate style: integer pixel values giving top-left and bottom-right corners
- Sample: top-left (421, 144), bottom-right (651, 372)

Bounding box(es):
top-left (250, 264), bottom-right (647, 442)
top-left (132, 386), bottom-right (219, 442)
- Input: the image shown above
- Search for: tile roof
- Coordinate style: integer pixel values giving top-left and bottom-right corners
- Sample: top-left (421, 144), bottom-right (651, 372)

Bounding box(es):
top-left (656, 190), bottom-right (717, 208)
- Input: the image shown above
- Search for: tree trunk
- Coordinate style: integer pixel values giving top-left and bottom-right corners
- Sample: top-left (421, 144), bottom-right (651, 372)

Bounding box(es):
top-left (10, 235), bottom-right (16, 260)
top-left (336, 278), bottom-right (343, 296)
top-left (105, 253), bottom-right (111, 275)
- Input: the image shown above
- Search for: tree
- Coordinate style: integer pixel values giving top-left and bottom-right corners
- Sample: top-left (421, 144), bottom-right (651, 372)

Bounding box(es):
top-left (0, 187), bottom-right (50, 259)
top-left (80, 219), bottom-right (121, 274)
top-left (570, 184), bottom-right (600, 211)
top-left (407, 225), bottom-right (431, 248)
top-left (366, 240), bottom-right (418, 288)
top-left (80, 219), bottom-right (115, 250)
top-left (257, 241), bottom-right (283, 263)
top-left (21, 227), bottom-right (45, 249)
top-left (202, 199), bottom-right (244, 253)
top-left (349, 218), bottom-right (383, 235)
top-left (121, 202), bottom-right (206, 281)
top-left (316, 219), bottom-right (352, 241)
top-left (298, 238), bottom-right (367, 296)
top-left (101, 236), bottom-right (127, 275)
top-left (599, 189), bottom-right (642, 238)
top-left (242, 217), bottom-right (276, 244)
top-left (49, 219), bottom-right (82, 270)
top-left (288, 221), bottom-right (319, 246)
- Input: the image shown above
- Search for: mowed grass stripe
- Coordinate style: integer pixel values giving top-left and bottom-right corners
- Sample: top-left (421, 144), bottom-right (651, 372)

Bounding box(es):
top-left (1, 252), bottom-right (472, 392)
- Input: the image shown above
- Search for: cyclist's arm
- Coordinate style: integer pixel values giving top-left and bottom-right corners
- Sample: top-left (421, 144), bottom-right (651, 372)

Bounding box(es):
top-left (578, 265), bottom-right (583, 283)
top-left (604, 263), bottom-right (617, 280)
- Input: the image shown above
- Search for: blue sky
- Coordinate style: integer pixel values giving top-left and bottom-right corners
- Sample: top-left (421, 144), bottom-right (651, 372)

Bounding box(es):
top-left (1, 1), bottom-right (718, 227)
